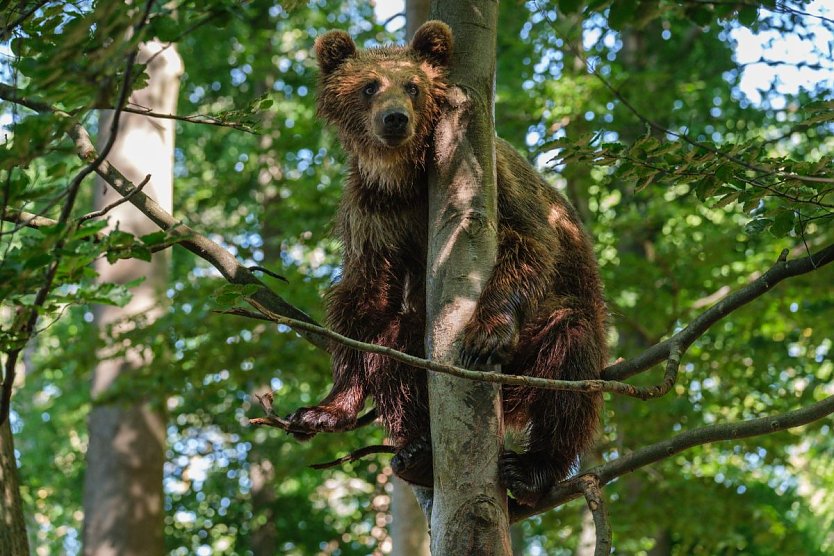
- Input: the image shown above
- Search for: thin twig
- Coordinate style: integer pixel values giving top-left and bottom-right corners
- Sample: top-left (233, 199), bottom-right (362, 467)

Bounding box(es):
top-left (0, 209), bottom-right (181, 255)
top-left (77, 174), bottom-right (151, 223)
top-left (681, 0), bottom-right (834, 26)
top-left (247, 265), bottom-right (288, 283)
top-left (310, 445), bottom-right (397, 470)
top-left (1, 210), bottom-right (66, 231)
top-left (122, 104), bottom-right (258, 133)
top-left (0, 82), bottom-right (54, 112)
top-left (230, 308), bottom-right (679, 399)
top-left (214, 308), bottom-right (273, 322)
top-left (0, 189), bottom-right (71, 238)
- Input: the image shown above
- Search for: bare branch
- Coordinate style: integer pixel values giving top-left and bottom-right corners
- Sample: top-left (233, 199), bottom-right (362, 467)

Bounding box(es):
top-left (247, 265), bottom-right (288, 283)
top-left (1, 210), bottom-right (66, 232)
top-left (602, 243), bottom-right (834, 382)
top-left (0, 83), bottom-right (53, 113)
top-left (240, 306), bottom-right (678, 399)
top-left (578, 475), bottom-right (612, 556)
top-left (77, 174), bottom-right (151, 223)
top-left (0, 87), bottom-right (256, 137)
top-left (309, 445), bottom-right (397, 470)
top-left (121, 104), bottom-right (258, 133)
top-left (0, 209), bottom-right (181, 256)
top-left (511, 393), bottom-right (834, 522)
top-left (214, 308), bottom-right (274, 323)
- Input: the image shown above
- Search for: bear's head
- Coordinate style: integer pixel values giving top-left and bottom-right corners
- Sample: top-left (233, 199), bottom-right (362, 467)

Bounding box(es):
top-left (314, 21), bottom-right (452, 179)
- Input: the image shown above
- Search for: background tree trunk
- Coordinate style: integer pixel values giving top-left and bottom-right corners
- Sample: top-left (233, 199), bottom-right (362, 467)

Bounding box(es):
top-left (406, 0), bottom-right (430, 38)
top-left (82, 41), bottom-right (182, 556)
top-left (0, 419), bottom-right (29, 555)
top-left (390, 476), bottom-right (431, 556)
top-left (249, 64), bottom-right (282, 556)
top-left (424, 1), bottom-right (511, 553)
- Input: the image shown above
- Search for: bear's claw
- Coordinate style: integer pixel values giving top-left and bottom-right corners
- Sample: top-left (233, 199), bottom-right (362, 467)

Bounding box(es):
top-left (459, 318), bottom-right (518, 369)
top-left (391, 435), bottom-right (433, 487)
top-left (285, 406), bottom-right (356, 441)
top-left (499, 450), bottom-right (553, 508)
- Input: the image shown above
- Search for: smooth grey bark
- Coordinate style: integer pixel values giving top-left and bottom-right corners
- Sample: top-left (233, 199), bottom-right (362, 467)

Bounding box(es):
top-left (82, 41), bottom-right (182, 556)
top-left (575, 505), bottom-right (598, 556)
top-left (0, 419), bottom-right (29, 555)
top-left (424, 1), bottom-right (511, 553)
top-left (406, 0), bottom-right (430, 38)
top-left (390, 477), bottom-right (431, 556)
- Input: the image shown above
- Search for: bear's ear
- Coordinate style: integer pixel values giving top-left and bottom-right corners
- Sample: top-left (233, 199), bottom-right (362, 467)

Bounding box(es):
top-left (411, 20), bottom-right (452, 67)
top-left (315, 30), bottom-right (356, 74)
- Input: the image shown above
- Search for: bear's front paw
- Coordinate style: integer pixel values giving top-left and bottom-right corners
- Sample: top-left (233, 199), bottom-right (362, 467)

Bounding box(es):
top-left (391, 435), bottom-right (433, 487)
top-left (499, 451), bottom-right (555, 507)
top-left (285, 406), bottom-right (357, 441)
top-left (459, 315), bottom-right (519, 369)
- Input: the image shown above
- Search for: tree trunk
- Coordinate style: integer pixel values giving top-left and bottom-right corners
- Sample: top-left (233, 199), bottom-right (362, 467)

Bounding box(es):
top-left (82, 41), bottom-right (182, 556)
top-left (0, 419), bottom-right (29, 555)
top-left (249, 66), bottom-right (281, 556)
top-left (390, 477), bottom-right (431, 556)
top-left (575, 505), bottom-right (597, 556)
top-left (424, 1), bottom-right (511, 553)
top-left (406, 0), bottom-right (430, 38)
top-left (249, 453), bottom-right (278, 556)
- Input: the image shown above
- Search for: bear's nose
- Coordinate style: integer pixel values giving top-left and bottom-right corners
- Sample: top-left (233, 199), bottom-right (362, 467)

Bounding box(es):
top-left (382, 110), bottom-right (409, 133)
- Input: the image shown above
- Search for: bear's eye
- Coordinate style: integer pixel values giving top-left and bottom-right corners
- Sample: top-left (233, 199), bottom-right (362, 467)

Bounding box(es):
top-left (405, 83), bottom-right (419, 97)
top-left (363, 82), bottom-right (379, 96)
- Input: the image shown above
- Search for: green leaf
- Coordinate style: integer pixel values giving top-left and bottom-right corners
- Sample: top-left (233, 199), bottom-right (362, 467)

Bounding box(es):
top-left (559, 0), bottom-right (584, 15)
top-left (770, 211), bottom-right (795, 237)
top-left (140, 231), bottom-right (169, 246)
top-left (714, 191), bottom-right (740, 208)
top-left (211, 283), bottom-right (260, 309)
top-left (608, 0), bottom-right (637, 28)
top-left (72, 220), bottom-right (108, 240)
top-left (745, 217), bottom-right (773, 235)
top-left (738, 5), bottom-right (758, 26)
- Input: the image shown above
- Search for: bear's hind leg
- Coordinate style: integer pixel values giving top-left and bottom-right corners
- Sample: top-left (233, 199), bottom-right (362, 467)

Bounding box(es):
top-left (368, 308), bottom-right (434, 487)
top-left (501, 310), bottom-right (604, 507)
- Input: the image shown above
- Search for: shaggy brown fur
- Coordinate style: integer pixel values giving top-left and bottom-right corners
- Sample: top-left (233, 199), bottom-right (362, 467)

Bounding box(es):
top-left (286, 21), bottom-right (607, 507)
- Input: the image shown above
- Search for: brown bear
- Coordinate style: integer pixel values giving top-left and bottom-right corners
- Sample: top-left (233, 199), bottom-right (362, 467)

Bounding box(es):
top-left (286, 20), bottom-right (607, 507)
